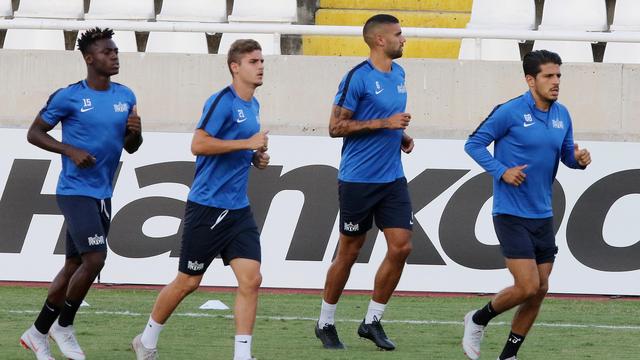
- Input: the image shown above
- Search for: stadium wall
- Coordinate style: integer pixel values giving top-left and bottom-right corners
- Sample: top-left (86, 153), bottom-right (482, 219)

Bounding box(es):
top-left (1, 50), bottom-right (639, 141)
top-left (1, 51), bottom-right (639, 295)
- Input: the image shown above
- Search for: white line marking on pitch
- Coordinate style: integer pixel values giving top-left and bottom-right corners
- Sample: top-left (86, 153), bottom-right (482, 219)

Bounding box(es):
top-left (6, 310), bottom-right (640, 331)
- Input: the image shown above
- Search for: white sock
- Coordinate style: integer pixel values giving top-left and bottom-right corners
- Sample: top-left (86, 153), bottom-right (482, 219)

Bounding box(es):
top-left (365, 300), bottom-right (386, 324)
top-left (233, 335), bottom-right (252, 360)
top-left (318, 300), bottom-right (337, 328)
top-left (140, 316), bottom-right (164, 349)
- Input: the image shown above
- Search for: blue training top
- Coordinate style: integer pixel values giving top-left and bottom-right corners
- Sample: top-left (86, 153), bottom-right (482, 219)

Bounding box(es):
top-left (40, 80), bottom-right (136, 199)
top-left (188, 85), bottom-right (260, 210)
top-left (464, 90), bottom-right (583, 218)
top-left (334, 59), bottom-right (408, 183)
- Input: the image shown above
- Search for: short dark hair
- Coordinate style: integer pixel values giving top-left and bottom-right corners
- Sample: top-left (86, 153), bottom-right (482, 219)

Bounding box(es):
top-left (363, 14), bottom-right (400, 46)
top-left (227, 39), bottom-right (262, 75)
top-left (523, 50), bottom-right (562, 77)
top-left (77, 27), bottom-right (114, 54)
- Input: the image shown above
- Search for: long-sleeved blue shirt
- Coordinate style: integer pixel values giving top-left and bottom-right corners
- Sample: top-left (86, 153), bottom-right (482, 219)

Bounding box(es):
top-left (464, 90), bottom-right (583, 218)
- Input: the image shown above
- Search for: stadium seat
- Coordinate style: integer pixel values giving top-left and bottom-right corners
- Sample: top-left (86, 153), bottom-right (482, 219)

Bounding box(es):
top-left (156, 0), bottom-right (226, 23)
top-left (83, 0), bottom-right (154, 52)
top-left (539, 0), bottom-right (607, 31)
top-left (220, 0), bottom-right (297, 55)
top-left (534, 0), bottom-right (607, 62)
top-left (13, 0), bottom-right (83, 19)
top-left (532, 41), bottom-right (594, 62)
top-left (603, 0), bottom-right (640, 63)
top-left (85, 0), bottom-right (154, 20)
top-left (146, 32), bottom-right (209, 54)
top-left (0, 0), bottom-right (12, 18)
top-left (3, 29), bottom-right (66, 50)
top-left (227, 0), bottom-right (297, 23)
top-left (146, 0), bottom-right (227, 54)
top-left (466, 0), bottom-right (535, 30)
top-left (4, 0), bottom-right (80, 50)
top-left (459, 0), bottom-right (534, 60)
top-left (609, 0), bottom-right (640, 31)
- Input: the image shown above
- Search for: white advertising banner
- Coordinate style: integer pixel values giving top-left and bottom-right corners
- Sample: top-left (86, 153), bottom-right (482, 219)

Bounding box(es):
top-left (0, 129), bottom-right (638, 295)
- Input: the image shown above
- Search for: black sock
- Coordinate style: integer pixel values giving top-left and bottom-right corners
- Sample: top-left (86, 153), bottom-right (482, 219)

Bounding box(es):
top-left (499, 331), bottom-right (525, 359)
top-left (34, 300), bottom-right (61, 334)
top-left (58, 298), bottom-right (82, 327)
top-left (472, 301), bottom-right (500, 326)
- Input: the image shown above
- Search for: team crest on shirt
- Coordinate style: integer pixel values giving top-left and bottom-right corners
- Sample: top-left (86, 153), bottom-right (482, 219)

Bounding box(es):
top-left (236, 109), bottom-right (247, 123)
top-left (552, 119), bottom-right (564, 129)
top-left (113, 102), bottom-right (129, 113)
top-left (397, 83), bottom-right (407, 94)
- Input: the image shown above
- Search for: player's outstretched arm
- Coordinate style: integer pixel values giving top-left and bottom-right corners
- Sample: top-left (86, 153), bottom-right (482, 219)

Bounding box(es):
top-left (27, 116), bottom-right (96, 168)
top-left (328, 105), bottom-right (410, 138)
top-left (124, 105), bottom-right (143, 154)
top-left (191, 129), bottom-right (269, 156)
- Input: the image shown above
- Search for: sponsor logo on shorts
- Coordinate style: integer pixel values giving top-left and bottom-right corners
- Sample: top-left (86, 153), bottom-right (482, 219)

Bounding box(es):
top-left (344, 222), bottom-right (359, 232)
top-left (187, 260), bottom-right (204, 271)
top-left (87, 234), bottom-right (105, 246)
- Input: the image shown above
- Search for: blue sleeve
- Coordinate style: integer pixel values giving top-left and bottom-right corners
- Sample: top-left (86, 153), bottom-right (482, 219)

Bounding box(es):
top-left (560, 112), bottom-right (582, 169)
top-left (39, 88), bottom-right (70, 127)
top-left (464, 106), bottom-right (511, 180)
top-left (333, 72), bottom-right (363, 112)
top-left (196, 94), bottom-right (232, 137)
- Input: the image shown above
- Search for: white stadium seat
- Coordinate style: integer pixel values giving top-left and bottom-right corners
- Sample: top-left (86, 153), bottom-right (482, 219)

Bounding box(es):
top-left (147, 0), bottom-right (227, 54)
top-left (603, 0), bottom-right (640, 64)
top-left (0, 0), bottom-right (13, 18)
top-left (85, 0), bottom-right (154, 20)
top-left (156, 0), bottom-right (226, 23)
top-left (145, 32), bottom-right (209, 54)
top-left (13, 0), bottom-right (83, 19)
top-left (227, 0), bottom-right (296, 23)
top-left (220, 0), bottom-right (297, 55)
top-left (3, 29), bottom-right (66, 50)
top-left (83, 0), bottom-right (154, 53)
top-left (466, 0), bottom-right (535, 30)
top-left (539, 0), bottom-right (607, 31)
top-left (459, 0), bottom-right (535, 61)
top-left (4, 0), bottom-right (83, 50)
top-left (534, 0), bottom-right (607, 62)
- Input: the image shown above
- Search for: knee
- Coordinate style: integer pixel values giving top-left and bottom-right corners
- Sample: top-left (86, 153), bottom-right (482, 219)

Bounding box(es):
top-left (176, 276), bottom-right (201, 295)
top-left (239, 272), bottom-right (262, 294)
top-left (536, 282), bottom-right (549, 298)
top-left (518, 281), bottom-right (540, 300)
top-left (83, 252), bottom-right (106, 273)
top-left (335, 246), bottom-right (361, 265)
top-left (389, 241), bottom-right (412, 261)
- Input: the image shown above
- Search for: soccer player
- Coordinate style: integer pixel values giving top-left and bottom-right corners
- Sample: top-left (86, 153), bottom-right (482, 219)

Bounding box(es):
top-left (131, 39), bottom-right (269, 360)
top-left (315, 14), bottom-right (414, 351)
top-left (20, 27), bottom-right (142, 360)
top-left (462, 50), bottom-right (591, 360)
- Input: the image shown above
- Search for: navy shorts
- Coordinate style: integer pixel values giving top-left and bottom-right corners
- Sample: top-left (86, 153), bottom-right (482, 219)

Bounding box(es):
top-left (56, 195), bottom-right (110, 258)
top-left (338, 177), bottom-right (413, 236)
top-left (178, 201), bottom-right (261, 275)
top-left (493, 214), bottom-right (558, 264)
